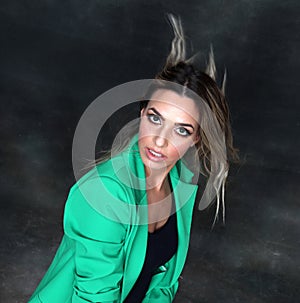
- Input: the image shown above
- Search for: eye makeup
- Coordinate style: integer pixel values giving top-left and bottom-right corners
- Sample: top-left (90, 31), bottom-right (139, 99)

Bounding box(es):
top-left (146, 107), bottom-right (194, 137)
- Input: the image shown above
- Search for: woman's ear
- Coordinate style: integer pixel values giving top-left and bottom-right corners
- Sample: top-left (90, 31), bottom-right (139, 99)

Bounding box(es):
top-left (140, 107), bottom-right (145, 117)
top-left (191, 134), bottom-right (200, 147)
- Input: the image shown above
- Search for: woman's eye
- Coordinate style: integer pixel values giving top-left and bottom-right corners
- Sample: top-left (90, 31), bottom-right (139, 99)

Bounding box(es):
top-left (147, 114), bottom-right (161, 125)
top-left (175, 127), bottom-right (191, 136)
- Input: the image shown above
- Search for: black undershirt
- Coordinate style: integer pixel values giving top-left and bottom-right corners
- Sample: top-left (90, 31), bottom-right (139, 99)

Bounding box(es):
top-left (124, 202), bottom-right (178, 303)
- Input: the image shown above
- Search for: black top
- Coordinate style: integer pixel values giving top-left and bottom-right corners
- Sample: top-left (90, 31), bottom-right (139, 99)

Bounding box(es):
top-left (123, 204), bottom-right (178, 303)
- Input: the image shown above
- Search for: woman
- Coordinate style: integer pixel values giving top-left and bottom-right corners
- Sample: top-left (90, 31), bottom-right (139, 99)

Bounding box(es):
top-left (28, 14), bottom-right (238, 303)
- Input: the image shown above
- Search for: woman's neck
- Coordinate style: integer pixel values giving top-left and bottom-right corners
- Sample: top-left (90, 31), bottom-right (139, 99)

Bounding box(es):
top-left (144, 165), bottom-right (172, 192)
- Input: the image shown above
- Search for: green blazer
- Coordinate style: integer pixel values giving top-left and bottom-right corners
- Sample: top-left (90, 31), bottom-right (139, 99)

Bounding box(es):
top-left (28, 136), bottom-right (198, 303)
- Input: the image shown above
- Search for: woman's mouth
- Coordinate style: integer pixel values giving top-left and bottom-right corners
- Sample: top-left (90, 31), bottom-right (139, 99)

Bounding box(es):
top-left (145, 147), bottom-right (167, 162)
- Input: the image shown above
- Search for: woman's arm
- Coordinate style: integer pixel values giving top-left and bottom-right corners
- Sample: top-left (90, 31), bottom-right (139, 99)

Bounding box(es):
top-left (64, 177), bottom-right (128, 303)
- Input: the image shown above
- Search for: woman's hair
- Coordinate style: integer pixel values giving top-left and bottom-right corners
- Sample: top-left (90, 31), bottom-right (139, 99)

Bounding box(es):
top-left (92, 13), bottom-right (238, 225)
top-left (140, 14), bottom-right (239, 225)
top-left (142, 14), bottom-right (238, 163)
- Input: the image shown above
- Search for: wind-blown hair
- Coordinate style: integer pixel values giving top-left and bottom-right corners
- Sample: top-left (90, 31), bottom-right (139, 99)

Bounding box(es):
top-left (140, 14), bottom-right (239, 225)
top-left (92, 13), bottom-right (238, 225)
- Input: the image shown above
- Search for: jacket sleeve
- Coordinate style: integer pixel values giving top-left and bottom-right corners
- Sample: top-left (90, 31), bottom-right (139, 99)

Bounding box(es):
top-left (142, 280), bottom-right (179, 303)
top-left (64, 176), bottom-right (128, 303)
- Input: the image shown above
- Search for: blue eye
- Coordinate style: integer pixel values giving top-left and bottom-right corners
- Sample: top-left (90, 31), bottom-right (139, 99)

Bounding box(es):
top-left (147, 114), bottom-right (161, 125)
top-left (175, 127), bottom-right (191, 137)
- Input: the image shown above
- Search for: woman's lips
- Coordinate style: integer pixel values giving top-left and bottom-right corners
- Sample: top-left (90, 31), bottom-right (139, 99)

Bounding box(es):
top-left (145, 147), bottom-right (167, 162)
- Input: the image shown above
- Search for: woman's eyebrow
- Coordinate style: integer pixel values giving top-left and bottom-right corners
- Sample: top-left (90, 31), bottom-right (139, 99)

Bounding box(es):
top-left (147, 107), bottom-right (165, 120)
top-left (175, 122), bottom-right (195, 130)
top-left (148, 107), bottom-right (195, 130)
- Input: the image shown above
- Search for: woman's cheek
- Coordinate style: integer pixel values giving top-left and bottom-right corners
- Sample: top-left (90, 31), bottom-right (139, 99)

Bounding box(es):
top-left (139, 120), bottom-right (155, 138)
top-left (169, 142), bottom-right (187, 160)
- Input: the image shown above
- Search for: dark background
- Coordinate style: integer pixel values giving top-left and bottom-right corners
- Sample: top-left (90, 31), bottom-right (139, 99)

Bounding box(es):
top-left (0, 0), bottom-right (299, 302)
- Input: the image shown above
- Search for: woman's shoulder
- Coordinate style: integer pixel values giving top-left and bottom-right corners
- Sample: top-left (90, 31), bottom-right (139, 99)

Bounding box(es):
top-left (64, 135), bottom-right (147, 226)
top-left (64, 151), bottom-right (139, 225)
top-left (69, 153), bottom-right (130, 199)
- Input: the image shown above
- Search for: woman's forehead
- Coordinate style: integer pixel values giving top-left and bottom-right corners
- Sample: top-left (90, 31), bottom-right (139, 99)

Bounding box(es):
top-left (148, 89), bottom-right (200, 123)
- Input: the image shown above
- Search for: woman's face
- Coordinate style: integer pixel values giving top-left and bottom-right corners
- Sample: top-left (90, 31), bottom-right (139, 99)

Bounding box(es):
top-left (138, 89), bottom-right (200, 175)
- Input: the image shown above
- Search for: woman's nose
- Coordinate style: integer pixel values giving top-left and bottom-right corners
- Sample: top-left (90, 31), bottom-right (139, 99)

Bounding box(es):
top-left (154, 135), bottom-right (168, 147)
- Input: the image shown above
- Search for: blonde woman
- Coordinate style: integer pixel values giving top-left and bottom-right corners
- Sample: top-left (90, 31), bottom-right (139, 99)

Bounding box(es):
top-left (28, 14), bottom-right (238, 303)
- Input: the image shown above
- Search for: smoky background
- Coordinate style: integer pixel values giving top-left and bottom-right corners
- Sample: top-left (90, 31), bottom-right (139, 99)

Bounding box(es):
top-left (0, 1), bottom-right (299, 302)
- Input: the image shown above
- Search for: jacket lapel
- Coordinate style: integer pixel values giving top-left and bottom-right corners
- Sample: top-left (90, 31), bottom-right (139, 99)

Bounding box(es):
top-left (120, 138), bottom-right (148, 300)
top-left (169, 172), bottom-right (198, 284)
top-left (147, 159), bottom-right (198, 289)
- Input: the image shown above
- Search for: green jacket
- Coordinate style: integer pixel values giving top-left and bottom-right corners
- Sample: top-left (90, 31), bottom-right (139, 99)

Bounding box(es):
top-left (28, 137), bottom-right (198, 303)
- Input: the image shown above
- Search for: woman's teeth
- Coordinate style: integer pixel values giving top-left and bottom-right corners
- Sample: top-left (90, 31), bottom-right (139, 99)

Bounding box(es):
top-left (149, 149), bottom-right (162, 157)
